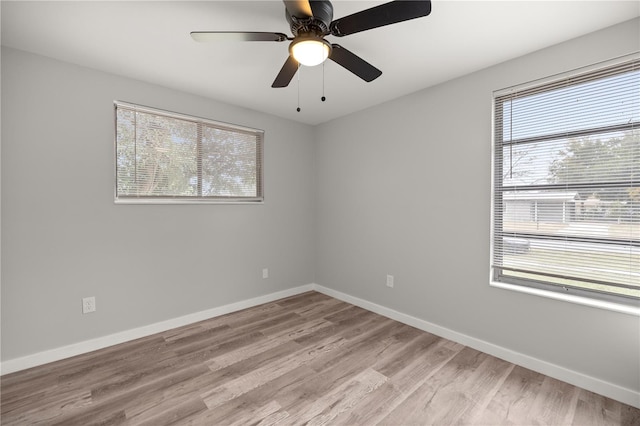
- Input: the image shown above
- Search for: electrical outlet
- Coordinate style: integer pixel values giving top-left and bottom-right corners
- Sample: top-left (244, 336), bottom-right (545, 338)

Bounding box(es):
top-left (262, 268), bottom-right (269, 279)
top-left (82, 296), bottom-right (96, 314)
top-left (386, 275), bottom-right (394, 288)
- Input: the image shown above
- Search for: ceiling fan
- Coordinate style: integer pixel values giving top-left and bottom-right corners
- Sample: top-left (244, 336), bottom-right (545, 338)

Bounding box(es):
top-left (191, 0), bottom-right (432, 88)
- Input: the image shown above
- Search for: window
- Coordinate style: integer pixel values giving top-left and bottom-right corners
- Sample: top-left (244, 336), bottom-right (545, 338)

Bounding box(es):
top-left (491, 56), bottom-right (639, 305)
top-left (115, 102), bottom-right (263, 203)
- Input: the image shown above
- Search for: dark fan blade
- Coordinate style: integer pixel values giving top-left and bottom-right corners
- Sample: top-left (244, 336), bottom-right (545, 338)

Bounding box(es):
top-left (191, 32), bottom-right (289, 42)
top-left (272, 55), bottom-right (299, 88)
top-left (330, 0), bottom-right (431, 37)
top-left (329, 44), bottom-right (381, 82)
top-left (283, 0), bottom-right (312, 18)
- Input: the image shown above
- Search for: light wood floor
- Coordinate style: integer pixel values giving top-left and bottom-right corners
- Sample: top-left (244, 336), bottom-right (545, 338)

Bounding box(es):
top-left (1, 291), bottom-right (639, 425)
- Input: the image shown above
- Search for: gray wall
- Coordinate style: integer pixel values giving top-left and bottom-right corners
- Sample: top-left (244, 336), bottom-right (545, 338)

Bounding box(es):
top-left (1, 47), bottom-right (316, 360)
top-left (314, 18), bottom-right (640, 393)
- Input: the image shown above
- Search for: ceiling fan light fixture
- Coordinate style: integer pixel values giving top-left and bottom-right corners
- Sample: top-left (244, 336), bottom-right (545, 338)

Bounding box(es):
top-left (290, 37), bottom-right (331, 67)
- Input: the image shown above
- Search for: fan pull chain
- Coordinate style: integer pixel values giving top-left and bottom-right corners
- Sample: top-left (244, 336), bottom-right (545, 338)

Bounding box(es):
top-left (296, 63), bottom-right (301, 112)
top-left (321, 62), bottom-right (326, 102)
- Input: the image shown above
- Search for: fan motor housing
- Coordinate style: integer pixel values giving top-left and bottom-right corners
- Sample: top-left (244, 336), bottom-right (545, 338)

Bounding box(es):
top-left (286, 0), bottom-right (334, 37)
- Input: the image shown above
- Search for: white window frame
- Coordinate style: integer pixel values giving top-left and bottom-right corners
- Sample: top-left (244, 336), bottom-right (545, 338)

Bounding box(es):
top-left (114, 101), bottom-right (264, 204)
top-left (490, 54), bottom-right (640, 315)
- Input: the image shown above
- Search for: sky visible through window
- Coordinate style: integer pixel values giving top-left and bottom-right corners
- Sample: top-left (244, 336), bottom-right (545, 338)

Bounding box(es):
top-left (501, 70), bottom-right (639, 187)
top-left (503, 70), bottom-right (640, 140)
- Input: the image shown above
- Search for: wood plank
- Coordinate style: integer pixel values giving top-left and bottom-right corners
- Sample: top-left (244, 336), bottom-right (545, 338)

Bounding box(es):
top-left (379, 346), bottom-right (495, 424)
top-left (201, 334), bottom-right (349, 409)
top-left (477, 365), bottom-right (547, 425)
top-left (286, 368), bottom-right (389, 425)
top-left (179, 365), bottom-right (314, 425)
top-left (57, 365), bottom-right (210, 426)
top-left (335, 337), bottom-right (463, 425)
top-left (572, 389), bottom-right (623, 426)
top-left (205, 318), bottom-right (332, 371)
top-left (526, 375), bottom-right (582, 425)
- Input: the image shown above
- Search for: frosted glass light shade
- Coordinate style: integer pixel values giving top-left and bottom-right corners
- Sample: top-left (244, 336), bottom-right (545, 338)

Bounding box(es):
top-left (291, 38), bottom-right (330, 67)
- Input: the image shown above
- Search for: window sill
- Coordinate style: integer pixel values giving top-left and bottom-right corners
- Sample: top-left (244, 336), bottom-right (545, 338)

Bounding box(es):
top-left (490, 281), bottom-right (640, 316)
top-left (114, 198), bottom-right (264, 205)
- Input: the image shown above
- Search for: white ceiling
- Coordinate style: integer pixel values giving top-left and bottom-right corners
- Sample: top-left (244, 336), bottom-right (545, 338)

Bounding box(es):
top-left (2, 1), bottom-right (638, 125)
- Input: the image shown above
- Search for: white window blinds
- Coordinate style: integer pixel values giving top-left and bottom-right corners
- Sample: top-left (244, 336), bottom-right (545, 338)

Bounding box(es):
top-left (492, 57), bottom-right (639, 301)
top-left (115, 102), bottom-right (263, 203)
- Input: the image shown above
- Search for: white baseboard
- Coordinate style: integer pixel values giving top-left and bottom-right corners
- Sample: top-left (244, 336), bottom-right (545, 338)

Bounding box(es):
top-left (2, 282), bottom-right (638, 409)
top-left (311, 284), bottom-right (640, 409)
top-left (0, 284), bottom-right (314, 376)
